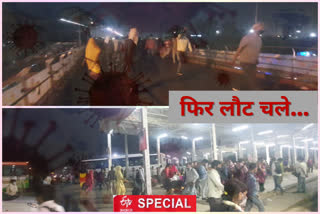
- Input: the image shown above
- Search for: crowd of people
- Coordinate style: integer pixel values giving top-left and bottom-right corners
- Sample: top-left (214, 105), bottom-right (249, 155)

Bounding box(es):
top-left (3, 155), bottom-right (314, 212)
top-left (85, 26), bottom-right (196, 79)
top-left (85, 22), bottom-right (266, 88)
top-left (152, 157), bottom-right (315, 211)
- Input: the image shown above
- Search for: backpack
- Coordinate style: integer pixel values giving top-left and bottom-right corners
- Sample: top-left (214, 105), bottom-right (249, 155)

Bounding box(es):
top-left (275, 162), bottom-right (282, 174)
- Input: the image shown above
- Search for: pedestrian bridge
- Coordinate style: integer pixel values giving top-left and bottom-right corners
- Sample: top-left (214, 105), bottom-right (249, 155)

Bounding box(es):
top-left (2, 44), bottom-right (317, 106)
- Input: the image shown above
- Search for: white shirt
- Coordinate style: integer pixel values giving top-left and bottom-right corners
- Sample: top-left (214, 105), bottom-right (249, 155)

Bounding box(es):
top-left (43, 176), bottom-right (52, 185)
top-left (295, 162), bottom-right (307, 178)
top-left (38, 200), bottom-right (65, 212)
top-left (238, 33), bottom-right (262, 64)
top-left (207, 168), bottom-right (224, 199)
top-left (6, 183), bottom-right (18, 196)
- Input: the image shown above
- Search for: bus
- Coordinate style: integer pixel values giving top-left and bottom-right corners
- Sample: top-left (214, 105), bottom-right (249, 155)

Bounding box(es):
top-left (81, 153), bottom-right (166, 178)
top-left (2, 162), bottom-right (30, 192)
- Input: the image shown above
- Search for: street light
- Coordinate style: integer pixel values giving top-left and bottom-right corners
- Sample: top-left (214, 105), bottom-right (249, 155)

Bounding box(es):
top-left (310, 32), bottom-right (317, 37)
top-left (216, 30), bottom-right (220, 34)
top-left (296, 30), bottom-right (301, 33)
top-left (59, 18), bottom-right (87, 27)
top-left (249, 29), bottom-right (254, 33)
top-left (106, 27), bottom-right (124, 37)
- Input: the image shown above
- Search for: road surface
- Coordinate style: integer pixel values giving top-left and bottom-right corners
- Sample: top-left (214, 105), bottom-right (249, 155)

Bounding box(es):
top-left (39, 52), bottom-right (301, 106)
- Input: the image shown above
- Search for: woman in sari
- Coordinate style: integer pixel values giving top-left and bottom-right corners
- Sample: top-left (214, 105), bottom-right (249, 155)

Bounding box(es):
top-left (115, 166), bottom-right (126, 195)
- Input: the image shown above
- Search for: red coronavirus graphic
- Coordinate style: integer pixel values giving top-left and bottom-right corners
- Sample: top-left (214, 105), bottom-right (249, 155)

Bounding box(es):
top-left (3, 110), bottom-right (74, 178)
top-left (217, 72), bottom-right (231, 87)
top-left (78, 108), bottom-right (135, 128)
top-left (76, 71), bottom-right (152, 106)
top-left (6, 24), bottom-right (42, 56)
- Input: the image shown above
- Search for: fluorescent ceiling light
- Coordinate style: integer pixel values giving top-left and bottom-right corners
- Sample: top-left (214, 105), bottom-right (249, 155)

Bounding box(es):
top-left (277, 135), bottom-right (289, 138)
top-left (257, 130), bottom-right (273, 135)
top-left (232, 125), bottom-right (249, 132)
top-left (302, 124), bottom-right (314, 131)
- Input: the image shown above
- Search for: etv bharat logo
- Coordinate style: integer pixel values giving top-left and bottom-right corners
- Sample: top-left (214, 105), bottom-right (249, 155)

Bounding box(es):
top-left (120, 196), bottom-right (133, 209)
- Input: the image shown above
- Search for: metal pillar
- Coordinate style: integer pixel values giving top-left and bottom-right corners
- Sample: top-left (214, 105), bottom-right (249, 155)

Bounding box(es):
top-left (279, 145), bottom-right (283, 158)
top-left (314, 150), bottom-right (318, 165)
top-left (192, 140), bottom-right (196, 162)
top-left (274, 135), bottom-right (282, 159)
top-left (157, 138), bottom-right (161, 166)
top-left (251, 127), bottom-right (258, 162)
top-left (255, 3), bottom-right (259, 23)
top-left (211, 124), bottom-right (218, 160)
top-left (304, 142), bottom-right (309, 162)
top-left (292, 136), bottom-right (297, 165)
top-left (266, 145), bottom-right (270, 165)
top-left (124, 134), bottom-right (129, 169)
top-left (141, 108), bottom-right (152, 195)
top-left (107, 132), bottom-right (112, 170)
top-left (220, 151), bottom-right (224, 161)
top-left (288, 147), bottom-right (292, 166)
top-left (238, 143), bottom-right (242, 159)
top-left (234, 151), bottom-right (238, 161)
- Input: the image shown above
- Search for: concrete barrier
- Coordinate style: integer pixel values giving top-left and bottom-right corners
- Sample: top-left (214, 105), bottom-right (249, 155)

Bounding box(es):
top-left (3, 46), bottom-right (85, 106)
top-left (186, 49), bottom-right (317, 89)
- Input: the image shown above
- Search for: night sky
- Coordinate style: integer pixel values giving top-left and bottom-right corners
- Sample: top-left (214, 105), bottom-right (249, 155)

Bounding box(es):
top-left (2, 109), bottom-right (194, 166)
top-left (4, 2), bottom-right (317, 34)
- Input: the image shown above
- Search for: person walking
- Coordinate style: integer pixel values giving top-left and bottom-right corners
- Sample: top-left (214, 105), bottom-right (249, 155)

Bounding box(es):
top-left (96, 170), bottom-right (104, 190)
top-left (115, 166), bottom-right (126, 195)
top-left (256, 161), bottom-right (267, 192)
top-left (231, 23), bottom-right (264, 90)
top-left (307, 158), bottom-right (314, 173)
top-left (295, 157), bottom-right (308, 193)
top-left (196, 160), bottom-right (209, 200)
top-left (36, 185), bottom-right (65, 212)
top-left (211, 179), bottom-right (247, 212)
top-left (145, 35), bottom-right (157, 56)
top-left (124, 28), bottom-right (139, 73)
top-left (182, 162), bottom-right (199, 195)
top-left (234, 159), bottom-right (248, 184)
top-left (172, 36), bottom-right (178, 63)
top-left (107, 166), bottom-right (116, 195)
top-left (176, 33), bottom-right (193, 76)
top-left (207, 160), bottom-right (224, 211)
top-left (272, 158), bottom-right (285, 194)
top-left (245, 163), bottom-right (264, 212)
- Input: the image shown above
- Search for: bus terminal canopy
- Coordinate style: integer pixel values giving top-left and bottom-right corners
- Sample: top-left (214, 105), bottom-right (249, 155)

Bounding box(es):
top-left (99, 108), bottom-right (317, 162)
